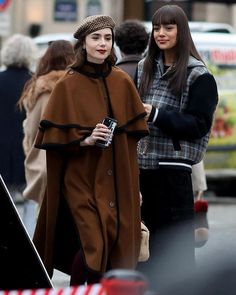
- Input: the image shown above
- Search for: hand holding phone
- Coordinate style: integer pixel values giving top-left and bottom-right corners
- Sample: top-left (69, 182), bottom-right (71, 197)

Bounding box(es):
top-left (95, 117), bottom-right (117, 148)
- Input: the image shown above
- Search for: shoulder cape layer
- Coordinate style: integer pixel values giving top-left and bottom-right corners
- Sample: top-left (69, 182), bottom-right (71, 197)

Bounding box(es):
top-left (35, 67), bottom-right (149, 149)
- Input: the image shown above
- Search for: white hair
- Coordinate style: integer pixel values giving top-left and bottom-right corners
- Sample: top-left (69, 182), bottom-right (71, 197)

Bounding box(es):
top-left (1, 34), bottom-right (38, 69)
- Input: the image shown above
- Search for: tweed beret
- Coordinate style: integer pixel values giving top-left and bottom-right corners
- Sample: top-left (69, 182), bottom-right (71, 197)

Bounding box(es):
top-left (74, 15), bottom-right (115, 40)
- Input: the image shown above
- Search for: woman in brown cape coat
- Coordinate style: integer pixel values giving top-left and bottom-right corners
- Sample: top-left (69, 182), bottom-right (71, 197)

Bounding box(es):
top-left (33, 15), bottom-right (149, 285)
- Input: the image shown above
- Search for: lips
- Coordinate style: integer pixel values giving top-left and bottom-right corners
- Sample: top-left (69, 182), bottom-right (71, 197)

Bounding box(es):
top-left (97, 50), bottom-right (107, 54)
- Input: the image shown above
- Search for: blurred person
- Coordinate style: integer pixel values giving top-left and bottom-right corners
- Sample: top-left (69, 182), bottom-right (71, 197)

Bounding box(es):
top-left (33, 15), bottom-right (149, 285)
top-left (18, 40), bottom-right (75, 237)
top-left (136, 5), bottom-right (218, 292)
top-left (0, 34), bottom-right (37, 202)
top-left (115, 19), bottom-right (149, 80)
top-left (192, 161), bottom-right (209, 249)
top-left (192, 160), bottom-right (207, 197)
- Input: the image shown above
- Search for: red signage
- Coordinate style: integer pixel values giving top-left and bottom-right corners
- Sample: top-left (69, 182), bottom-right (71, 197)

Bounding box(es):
top-left (0, 0), bottom-right (11, 12)
top-left (211, 49), bottom-right (236, 65)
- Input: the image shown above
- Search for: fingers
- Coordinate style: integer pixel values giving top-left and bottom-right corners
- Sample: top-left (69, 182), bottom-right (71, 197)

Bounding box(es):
top-left (92, 124), bottom-right (111, 142)
top-left (143, 103), bottom-right (152, 121)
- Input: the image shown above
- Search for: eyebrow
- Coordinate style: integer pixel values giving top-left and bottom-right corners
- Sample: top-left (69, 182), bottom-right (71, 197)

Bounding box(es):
top-left (90, 33), bottom-right (112, 37)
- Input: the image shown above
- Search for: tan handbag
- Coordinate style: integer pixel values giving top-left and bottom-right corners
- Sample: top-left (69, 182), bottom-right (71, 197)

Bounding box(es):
top-left (138, 221), bottom-right (150, 262)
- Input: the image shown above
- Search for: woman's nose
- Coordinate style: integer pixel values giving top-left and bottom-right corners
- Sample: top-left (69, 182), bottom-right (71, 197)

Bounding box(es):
top-left (100, 38), bottom-right (106, 46)
top-left (159, 26), bottom-right (165, 35)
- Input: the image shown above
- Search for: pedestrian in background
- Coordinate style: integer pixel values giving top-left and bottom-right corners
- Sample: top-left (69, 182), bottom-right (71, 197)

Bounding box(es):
top-left (192, 160), bottom-right (207, 197)
top-left (33, 15), bottom-right (148, 285)
top-left (18, 40), bottom-right (75, 237)
top-left (115, 19), bottom-right (149, 80)
top-left (0, 34), bottom-right (37, 201)
top-left (136, 5), bottom-right (218, 292)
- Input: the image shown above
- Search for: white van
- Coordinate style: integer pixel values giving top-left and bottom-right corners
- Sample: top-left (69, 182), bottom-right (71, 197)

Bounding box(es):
top-left (33, 33), bottom-right (122, 60)
top-left (191, 32), bottom-right (236, 195)
top-left (142, 21), bottom-right (235, 34)
top-left (33, 33), bottom-right (76, 57)
top-left (189, 21), bottom-right (235, 34)
top-left (33, 30), bottom-right (236, 195)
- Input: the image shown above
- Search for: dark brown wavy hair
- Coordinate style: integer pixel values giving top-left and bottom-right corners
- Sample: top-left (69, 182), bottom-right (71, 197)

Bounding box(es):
top-left (139, 5), bottom-right (204, 97)
top-left (18, 40), bottom-right (75, 110)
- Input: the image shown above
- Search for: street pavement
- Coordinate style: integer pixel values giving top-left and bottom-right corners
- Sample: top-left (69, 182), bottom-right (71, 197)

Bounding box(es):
top-left (15, 195), bottom-right (236, 289)
top-left (195, 195), bottom-right (236, 269)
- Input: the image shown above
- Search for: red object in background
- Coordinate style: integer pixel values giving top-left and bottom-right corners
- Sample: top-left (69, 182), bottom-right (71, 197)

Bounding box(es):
top-left (194, 191), bottom-right (208, 213)
top-left (194, 199), bottom-right (208, 212)
top-left (102, 279), bottom-right (148, 295)
top-left (102, 269), bottom-right (149, 295)
top-left (194, 191), bottom-right (209, 248)
top-left (0, 0), bottom-right (11, 11)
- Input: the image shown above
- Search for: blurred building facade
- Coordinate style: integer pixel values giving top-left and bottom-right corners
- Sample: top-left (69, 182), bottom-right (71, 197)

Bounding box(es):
top-left (1, 0), bottom-right (236, 40)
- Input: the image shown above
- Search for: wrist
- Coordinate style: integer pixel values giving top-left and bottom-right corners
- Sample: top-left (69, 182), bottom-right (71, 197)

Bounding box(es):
top-left (80, 136), bottom-right (94, 146)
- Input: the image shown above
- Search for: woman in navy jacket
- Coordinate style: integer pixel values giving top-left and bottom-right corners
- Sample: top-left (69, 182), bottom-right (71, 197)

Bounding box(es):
top-left (0, 34), bottom-right (37, 200)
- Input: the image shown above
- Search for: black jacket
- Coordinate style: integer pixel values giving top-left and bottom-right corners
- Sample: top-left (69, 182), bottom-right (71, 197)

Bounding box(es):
top-left (0, 66), bottom-right (32, 187)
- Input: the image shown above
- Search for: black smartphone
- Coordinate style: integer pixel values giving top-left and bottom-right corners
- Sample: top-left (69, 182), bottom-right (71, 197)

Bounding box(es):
top-left (95, 117), bottom-right (117, 149)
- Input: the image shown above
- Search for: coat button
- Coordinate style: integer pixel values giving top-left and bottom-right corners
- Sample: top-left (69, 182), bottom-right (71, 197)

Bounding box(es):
top-left (107, 169), bottom-right (113, 176)
top-left (109, 201), bottom-right (115, 208)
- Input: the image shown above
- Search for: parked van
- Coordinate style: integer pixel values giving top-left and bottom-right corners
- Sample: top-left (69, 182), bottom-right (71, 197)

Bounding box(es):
top-left (191, 32), bottom-right (236, 195)
top-left (33, 33), bottom-right (76, 57)
top-left (142, 21), bottom-right (235, 34)
top-left (33, 30), bottom-right (236, 195)
top-left (189, 21), bottom-right (235, 34)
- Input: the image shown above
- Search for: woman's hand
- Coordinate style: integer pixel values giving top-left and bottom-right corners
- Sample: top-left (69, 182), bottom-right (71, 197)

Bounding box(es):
top-left (80, 123), bottom-right (111, 146)
top-left (143, 103), bottom-right (152, 121)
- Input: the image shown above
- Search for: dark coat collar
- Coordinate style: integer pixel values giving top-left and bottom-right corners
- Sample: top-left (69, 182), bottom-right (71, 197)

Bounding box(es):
top-left (72, 60), bottom-right (112, 79)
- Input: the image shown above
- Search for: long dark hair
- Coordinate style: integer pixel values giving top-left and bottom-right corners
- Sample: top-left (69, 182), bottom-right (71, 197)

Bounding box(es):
top-left (71, 29), bottom-right (117, 68)
top-left (139, 5), bottom-right (204, 97)
top-left (18, 40), bottom-right (75, 110)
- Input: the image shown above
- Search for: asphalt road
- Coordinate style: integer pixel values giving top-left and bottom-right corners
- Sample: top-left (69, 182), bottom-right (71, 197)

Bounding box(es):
top-left (15, 196), bottom-right (236, 289)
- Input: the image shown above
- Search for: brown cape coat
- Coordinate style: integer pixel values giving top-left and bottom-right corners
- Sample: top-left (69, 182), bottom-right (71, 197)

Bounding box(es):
top-left (33, 63), bottom-right (149, 277)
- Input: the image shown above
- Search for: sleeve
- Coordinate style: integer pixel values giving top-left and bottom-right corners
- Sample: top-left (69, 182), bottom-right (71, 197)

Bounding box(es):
top-left (23, 93), bottom-right (50, 154)
top-left (23, 93), bottom-right (51, 203)
top-left (153, 73), bottom-right (218, 140)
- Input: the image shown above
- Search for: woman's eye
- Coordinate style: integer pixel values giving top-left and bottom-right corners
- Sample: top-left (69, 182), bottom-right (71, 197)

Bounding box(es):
top-left (166, 26), bottom-right (174, 30)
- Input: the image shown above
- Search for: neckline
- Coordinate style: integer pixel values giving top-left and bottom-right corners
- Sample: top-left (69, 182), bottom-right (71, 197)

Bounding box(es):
top-left (73, 60), bottom-right (112, 79)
